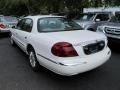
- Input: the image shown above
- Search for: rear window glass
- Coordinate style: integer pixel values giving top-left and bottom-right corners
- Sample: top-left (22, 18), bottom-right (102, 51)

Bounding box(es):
top-left (37, 17), bottom-right (82, 32)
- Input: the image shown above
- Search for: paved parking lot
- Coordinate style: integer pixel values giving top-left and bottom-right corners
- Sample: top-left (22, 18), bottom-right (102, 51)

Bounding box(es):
top-left (0, 35), bottom-right (120, 90)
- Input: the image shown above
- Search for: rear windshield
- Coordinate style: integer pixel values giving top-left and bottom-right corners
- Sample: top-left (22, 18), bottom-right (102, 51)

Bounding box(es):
top-left (37, 17), bottom-right (83, 32)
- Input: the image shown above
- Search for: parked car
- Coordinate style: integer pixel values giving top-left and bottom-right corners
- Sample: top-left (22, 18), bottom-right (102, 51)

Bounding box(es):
top-left (97, 15), bottom-right (120, 43)
top-left (0, 16), bottom-right (18, 33)
top-left (10, 15), bottom-right (111, 76)
top-left (74, 12), bottom-right (113, 31)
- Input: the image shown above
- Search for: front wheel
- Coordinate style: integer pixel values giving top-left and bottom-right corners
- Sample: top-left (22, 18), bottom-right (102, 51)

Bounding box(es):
top-left (10, 37), bottom-right (16, 46)
top-left (29, 49), bottom-right (40, 71)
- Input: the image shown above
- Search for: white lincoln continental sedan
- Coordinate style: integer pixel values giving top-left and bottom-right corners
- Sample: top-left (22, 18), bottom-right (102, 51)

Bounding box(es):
top-left (10, 15), bottom-right (111, 76)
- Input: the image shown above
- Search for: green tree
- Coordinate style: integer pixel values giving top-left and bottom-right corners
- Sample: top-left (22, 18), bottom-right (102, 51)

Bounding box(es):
top-left (1, 0), bottom-right (120, 16)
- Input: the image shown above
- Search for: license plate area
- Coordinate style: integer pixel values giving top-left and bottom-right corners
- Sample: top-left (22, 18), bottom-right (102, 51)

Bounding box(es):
top-left (83, 41), bottom-right (105, 55)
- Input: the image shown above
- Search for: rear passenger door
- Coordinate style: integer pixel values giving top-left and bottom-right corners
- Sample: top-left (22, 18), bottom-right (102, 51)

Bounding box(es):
top-left (12, 19), bottom-right (25, 46)
top-left (15, 18), bottom-right (33, 52)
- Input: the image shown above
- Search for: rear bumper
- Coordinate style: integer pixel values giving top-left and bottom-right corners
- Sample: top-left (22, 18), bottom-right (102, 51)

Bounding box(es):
top-left (37, 47), bottom-right (111, 76)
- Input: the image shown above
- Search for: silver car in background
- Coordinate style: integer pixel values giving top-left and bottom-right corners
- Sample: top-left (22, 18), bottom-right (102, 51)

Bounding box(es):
top-left (0, 16), bottom-right (18, 33)
top-left (97, 15), bottom-right (120, 43)
top-left (74, 12), bottom-right (113, 31)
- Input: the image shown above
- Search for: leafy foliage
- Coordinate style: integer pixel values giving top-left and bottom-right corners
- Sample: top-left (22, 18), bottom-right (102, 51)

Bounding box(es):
top-left (0, 0), bottom-right (120, 16)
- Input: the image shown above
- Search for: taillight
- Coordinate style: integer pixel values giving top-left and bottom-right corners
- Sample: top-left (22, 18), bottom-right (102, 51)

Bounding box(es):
top-left (51, 42), bottom-right (78, 57)
top-left (0, 23), bottom-right (6, 29)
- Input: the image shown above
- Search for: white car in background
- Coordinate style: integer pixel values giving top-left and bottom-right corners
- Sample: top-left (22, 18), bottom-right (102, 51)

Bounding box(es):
top-left (10, 15), bottom-right (111, 76)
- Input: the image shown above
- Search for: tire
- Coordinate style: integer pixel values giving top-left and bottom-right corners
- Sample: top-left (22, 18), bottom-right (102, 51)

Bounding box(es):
top-left (29, 49), bottom-right (40, 71)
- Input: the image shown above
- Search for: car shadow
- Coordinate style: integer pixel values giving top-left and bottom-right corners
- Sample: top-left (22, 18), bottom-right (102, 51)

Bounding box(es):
top-left (0, 33), bottom-right (10, 38)
top-left (35, 65), bottom-right (107, 87)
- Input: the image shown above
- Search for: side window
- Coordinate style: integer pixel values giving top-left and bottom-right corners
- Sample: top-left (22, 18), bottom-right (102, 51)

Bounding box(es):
top-left (17, 19), bottom-right (25, 30)
top-left (95, 14), bottom-right (110, 21)
top-left (17, 19), bottom-right (33, 32)
top-left (23, 19), bottom-right (33, 32)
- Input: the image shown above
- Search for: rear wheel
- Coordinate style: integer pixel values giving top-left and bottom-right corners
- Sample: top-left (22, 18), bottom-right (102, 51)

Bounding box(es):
top-left (29, 49), bottom-right (39, 71)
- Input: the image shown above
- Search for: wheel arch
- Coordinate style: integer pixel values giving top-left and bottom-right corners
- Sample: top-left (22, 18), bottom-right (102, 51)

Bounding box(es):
top-left (26, 44), bottom-right (35, 54)
top-left (87, 28), bottom-right (95, 31)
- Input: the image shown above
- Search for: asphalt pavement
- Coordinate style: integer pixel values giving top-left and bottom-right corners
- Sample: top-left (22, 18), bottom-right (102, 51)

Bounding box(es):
top-left (0, 35), bottom-right (120, 90)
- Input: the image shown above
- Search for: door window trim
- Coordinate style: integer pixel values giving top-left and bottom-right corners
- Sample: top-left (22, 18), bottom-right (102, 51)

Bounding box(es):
top-left (16, 18), bottom-right (33, 32)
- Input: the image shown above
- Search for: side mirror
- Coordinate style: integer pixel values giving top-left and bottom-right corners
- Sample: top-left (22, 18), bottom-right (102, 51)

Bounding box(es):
top-left (95, 19), bottom-right (101, 22)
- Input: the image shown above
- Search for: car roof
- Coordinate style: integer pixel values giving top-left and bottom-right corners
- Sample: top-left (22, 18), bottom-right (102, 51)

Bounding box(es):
top-left (25, 15), bottom-right (64, 19)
